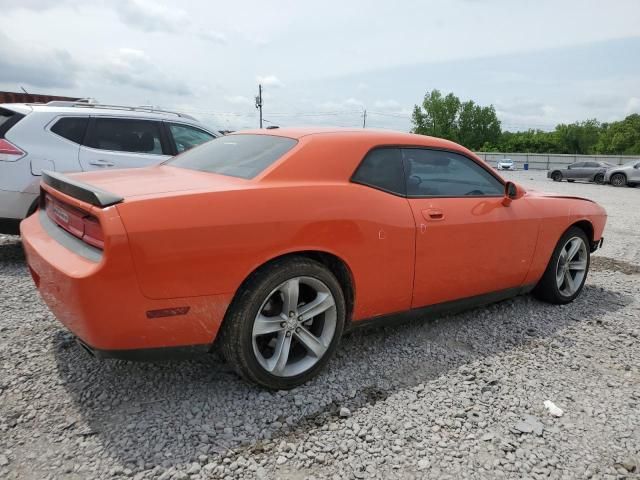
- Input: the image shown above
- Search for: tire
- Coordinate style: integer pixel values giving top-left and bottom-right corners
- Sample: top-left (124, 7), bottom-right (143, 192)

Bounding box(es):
top-left (220, 257), bottom-right (345, 390)
top-left (610, 173), bottom-right (627, 187)
top-left (593, 173), bottom-right (605, 184)
top-left (533, 226), bottom-right (590, 305)
top-left (567, 179), bottom-right (575, 183)
top-left (551, 171), bottom-right (562, 182)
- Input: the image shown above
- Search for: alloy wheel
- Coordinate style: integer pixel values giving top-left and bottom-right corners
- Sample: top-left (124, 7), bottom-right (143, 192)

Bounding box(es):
top-left (610, 173), bottom-right (626, 187)
top-left (555, 236), bottom-right (588, 297)
top-left (252, 276), bottom-right (337, 377)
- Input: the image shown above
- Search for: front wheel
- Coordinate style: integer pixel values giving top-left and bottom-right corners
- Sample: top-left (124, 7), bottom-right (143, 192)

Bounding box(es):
top-left (593, 173), bottom-right (605, 184)
top-left (533, 227), bottom-right (590, 304)
top-left (220, 257), bottom-right (345, 390)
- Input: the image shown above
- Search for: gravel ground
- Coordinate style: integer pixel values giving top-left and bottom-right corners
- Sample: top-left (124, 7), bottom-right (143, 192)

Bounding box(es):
top-left (1, 170), bottom-right (639, 479)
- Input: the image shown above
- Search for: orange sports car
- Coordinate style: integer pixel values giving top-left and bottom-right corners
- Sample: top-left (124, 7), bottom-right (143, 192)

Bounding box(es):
top-left (21, 128), bottom-right (606, 389)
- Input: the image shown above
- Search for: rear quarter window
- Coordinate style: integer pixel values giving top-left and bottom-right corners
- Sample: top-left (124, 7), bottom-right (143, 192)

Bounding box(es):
top-left (167, 134), bottom-right (297, 179)
top-left (0, 107), bottom-right (25, 138)
top-left (50, 117), bottom-right (89, 144)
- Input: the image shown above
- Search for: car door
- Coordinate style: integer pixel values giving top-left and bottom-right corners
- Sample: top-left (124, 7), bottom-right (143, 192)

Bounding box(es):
top-left (166, 122), bottom-right (216, 154)
top-left (631, 162), bottom-right (640, 182)
top-left (566, 162), bottom-right (585, 179)
top-left (78, 117), bottom-right (172, 171)
top-left (403, 148), bottom-right (539, 308)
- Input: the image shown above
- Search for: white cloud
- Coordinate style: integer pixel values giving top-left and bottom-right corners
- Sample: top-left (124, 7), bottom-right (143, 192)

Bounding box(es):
top-left (0, 31), bottom-right (79, 89)
top-left (625, 97), bottom-right (640, 115)
top-left (224, 95), bottom-right (254, 106)
top-left (99, 48), bottom-right (191, 95)
top-left (373, 99), bottom-right (400, 110)
top-left (256, 75), bottom-right (283, 88)
top-left (198, 29), bottom-right (227, 45)
top-left (114, 0), bottom-right (189, 33)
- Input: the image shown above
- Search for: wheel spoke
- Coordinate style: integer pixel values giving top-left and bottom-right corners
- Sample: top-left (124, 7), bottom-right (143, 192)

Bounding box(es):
top-left (566, 239), bottom-right (581, 262)
top-left (281, 278), bottom-right (299, 314)
top-left (564, 270), bottom-right (576, 293)
top-left (294, 326), bottom-right (328, 358)
top-left (556, 268), bottom-right (565, 287)
top-left (568, 260), bottom-right (587, 272)
top-left (268, 332), bottom-right (292, 375)
top-left (253, 314), bottom-right (285, 336)
top-left (298, 292), bottom-right (335, 321)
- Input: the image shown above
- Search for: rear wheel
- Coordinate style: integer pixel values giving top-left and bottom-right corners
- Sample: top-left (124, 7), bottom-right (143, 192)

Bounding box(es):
top-left (551, 171), bottom-right (562, 182)
top-left (533, 227), bottom-right (590, 304)
top-left (610, 173), bottom-right (627, 187)
top-left (220, 257), bottom-right (345, 390)
top-left (593, 173), bottom-right (605, 184)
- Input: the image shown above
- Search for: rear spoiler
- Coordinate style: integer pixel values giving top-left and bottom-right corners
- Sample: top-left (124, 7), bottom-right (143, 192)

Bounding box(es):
top-left (42, 170), bottom-right (123, 208)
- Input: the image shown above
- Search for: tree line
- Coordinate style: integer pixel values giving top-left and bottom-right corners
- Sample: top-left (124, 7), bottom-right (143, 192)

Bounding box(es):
top-left (411, 89), bottom-right (640, 155)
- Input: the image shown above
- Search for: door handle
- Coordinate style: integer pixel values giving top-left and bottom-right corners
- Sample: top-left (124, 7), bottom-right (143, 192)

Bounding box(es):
top-left (422, 208), bottom-right (445, 221)
top-left (89, 160), bottom-right (115, 167)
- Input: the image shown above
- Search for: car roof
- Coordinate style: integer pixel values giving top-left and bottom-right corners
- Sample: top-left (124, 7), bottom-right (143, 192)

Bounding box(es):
top-left (232, 127), bottom-right (471, 151)
top-left (0, 102), bottom-right (204, 124)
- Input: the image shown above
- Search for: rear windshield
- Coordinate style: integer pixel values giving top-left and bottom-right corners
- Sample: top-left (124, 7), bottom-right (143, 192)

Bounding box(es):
top-left (167, 134), bottom-right (297, 179)
top-left (0, 108), bottom-right (24, 138)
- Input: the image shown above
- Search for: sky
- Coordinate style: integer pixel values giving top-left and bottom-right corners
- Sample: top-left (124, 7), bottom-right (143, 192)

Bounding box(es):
top-left (1, 0), bottom-right (639, 132)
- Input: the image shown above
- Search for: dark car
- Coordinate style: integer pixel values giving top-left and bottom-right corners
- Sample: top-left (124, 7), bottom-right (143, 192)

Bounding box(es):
top-left (547, 161), bottom-right (614, 184)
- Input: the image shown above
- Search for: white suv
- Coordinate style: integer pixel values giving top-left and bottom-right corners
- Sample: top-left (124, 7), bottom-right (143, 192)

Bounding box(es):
top-left (0, 101), bottom-right (218, 234)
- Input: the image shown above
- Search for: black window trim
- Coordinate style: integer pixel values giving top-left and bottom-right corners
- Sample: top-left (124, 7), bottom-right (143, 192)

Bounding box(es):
top-left (84, 116), bottom-right (172, 156)
top-left (47, 115), bottom-right (90, 146)
top-left (350, 145), bottom-right (506, 199)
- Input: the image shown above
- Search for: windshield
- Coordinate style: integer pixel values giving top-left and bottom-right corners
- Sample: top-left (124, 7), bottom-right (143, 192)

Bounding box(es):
top-left (167, 134), bottom-right (298, 179)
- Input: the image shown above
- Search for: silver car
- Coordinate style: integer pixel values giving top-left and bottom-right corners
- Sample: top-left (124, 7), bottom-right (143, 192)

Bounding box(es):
top-left (604, 160), bottom-right (640, 187)
top-left (547, 161), bottom-right (614, 184)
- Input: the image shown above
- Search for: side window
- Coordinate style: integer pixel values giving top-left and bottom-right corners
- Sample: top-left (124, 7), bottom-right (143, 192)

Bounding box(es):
top-left (403, 149), bottom-right (503, 197)
top-left (169, 123), bottom-right (215, 153)
top-left (87, 118), bottom-right (166, 154)
top-left (569, 162), bottom-right (584, 169)
top-left (50, 117), bottom-right (89, 144)
top-left (351, 148), bottom-right (405, 195)
top-left (584, 162), bottom-right (599, 168)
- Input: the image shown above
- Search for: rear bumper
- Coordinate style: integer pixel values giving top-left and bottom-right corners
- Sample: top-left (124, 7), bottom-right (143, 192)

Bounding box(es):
top-left (20, 210), bottom-right (232, 354)
top-left (76, 338), bottom-right (210, 361)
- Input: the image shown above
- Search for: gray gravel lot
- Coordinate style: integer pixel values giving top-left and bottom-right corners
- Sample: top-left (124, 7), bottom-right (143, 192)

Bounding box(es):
top-left (1, 170), bottom-right (639, 479)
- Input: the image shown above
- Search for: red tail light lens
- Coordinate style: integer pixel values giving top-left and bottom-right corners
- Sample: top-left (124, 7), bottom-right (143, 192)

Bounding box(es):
top-left (0, 139), bottom-right (25, 159)
top-left (82, 216), bottom-right (104, 249)
top-left (44, 194), bottom-right (104, 250)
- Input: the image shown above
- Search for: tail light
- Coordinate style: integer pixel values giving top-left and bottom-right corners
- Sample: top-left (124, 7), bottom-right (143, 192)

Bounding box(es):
top-left (0, 139), bottom-right (25, 161)
top-left (44, 194), bottom-right (104, 250)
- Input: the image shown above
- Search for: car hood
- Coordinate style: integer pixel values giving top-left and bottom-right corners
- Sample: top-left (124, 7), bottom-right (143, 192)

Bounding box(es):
top-left (66, 165), bottom-right (248, 200)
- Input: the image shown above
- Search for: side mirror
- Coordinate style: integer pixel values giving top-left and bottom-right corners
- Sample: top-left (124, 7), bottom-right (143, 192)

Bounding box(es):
top-left (502, 181), bottom-right (520, 206)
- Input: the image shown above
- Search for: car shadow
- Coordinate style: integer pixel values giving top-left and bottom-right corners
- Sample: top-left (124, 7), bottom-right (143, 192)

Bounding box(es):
top-left (0, 235), bottom-right (25, 260)
top-left (50, 283), bottom-right (632, 470)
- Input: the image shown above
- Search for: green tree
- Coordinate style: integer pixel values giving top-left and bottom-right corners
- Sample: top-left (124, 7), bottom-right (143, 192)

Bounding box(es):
top-left (554, 119), bottom-right (601, 154)
top-left (411, 89), bottom-right (501, 150)
top-left (594, 114), bottom-right (640, 154)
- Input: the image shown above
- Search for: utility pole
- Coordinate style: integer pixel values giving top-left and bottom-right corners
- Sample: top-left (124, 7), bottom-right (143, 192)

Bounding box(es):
top-left (362, 109), bottom-right (367, 128)
top-left (255, 84), bottom-right (263, 129)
